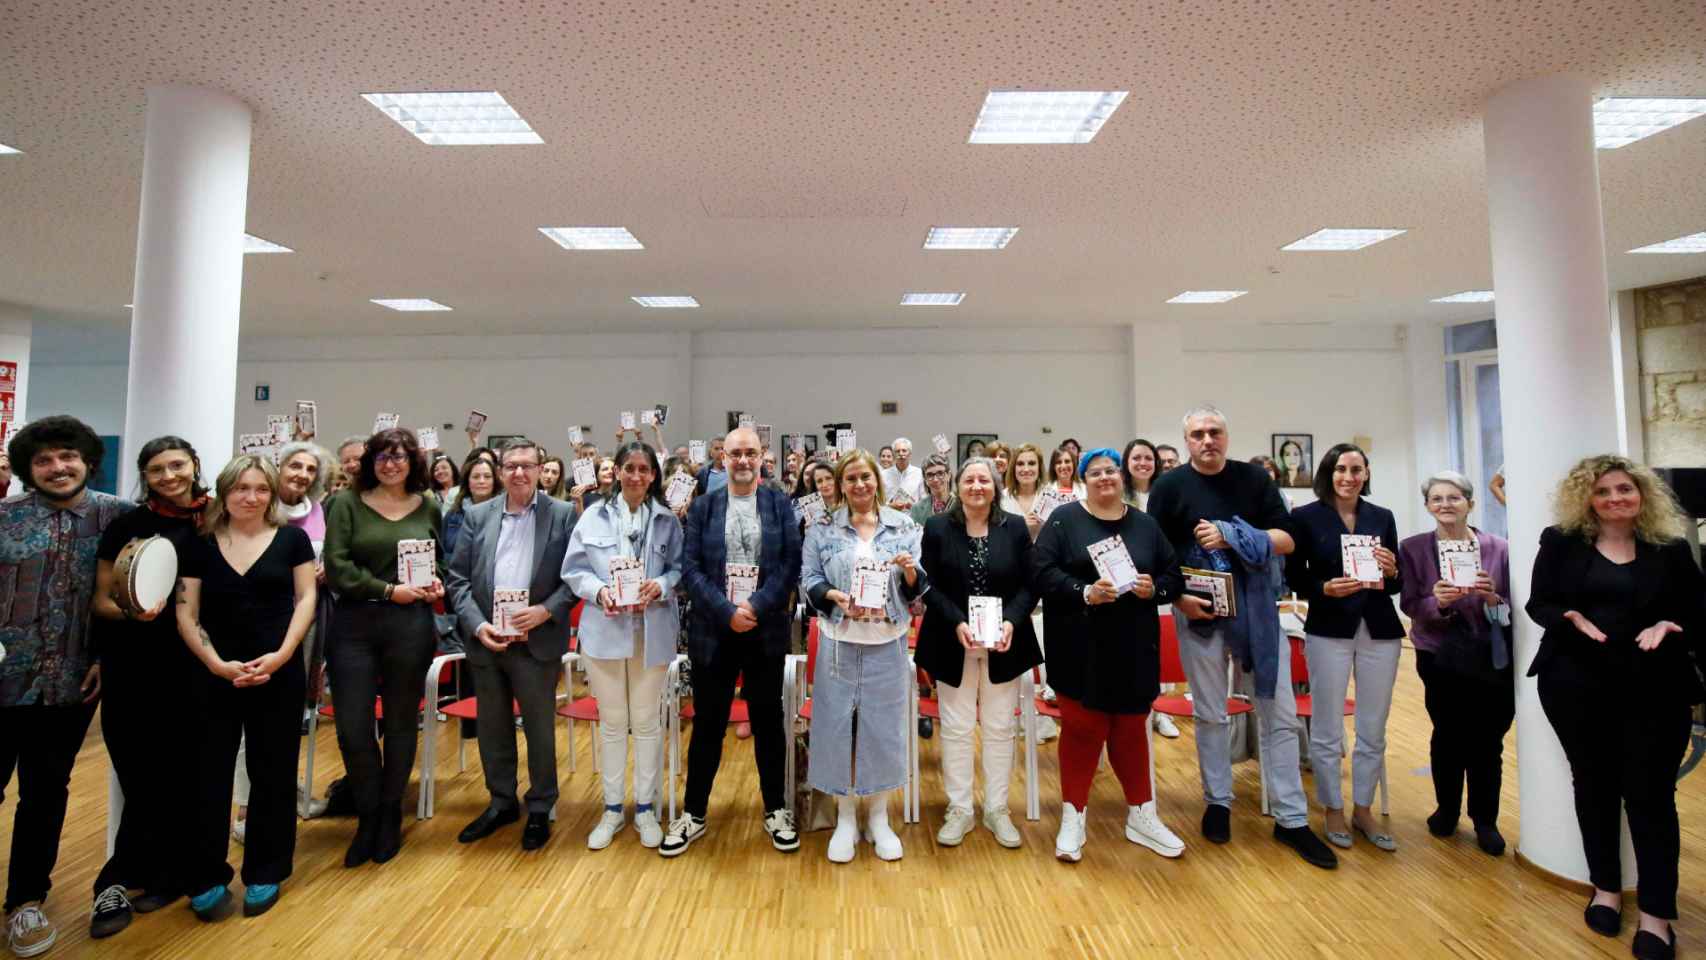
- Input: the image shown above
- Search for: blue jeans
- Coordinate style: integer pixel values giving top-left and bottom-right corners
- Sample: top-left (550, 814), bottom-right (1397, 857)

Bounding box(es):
top-left (807, 636), bottom-right (909, 797)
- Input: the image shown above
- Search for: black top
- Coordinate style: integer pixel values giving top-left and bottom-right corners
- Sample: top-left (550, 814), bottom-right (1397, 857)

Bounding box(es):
top-left (917, 512), bottom-right (1042, 688)
top-left (1285, 498), bottom-right (1404, 640)
top-left (1147, 460), bottom-right (1292, 570)
top-left (181, 526), bottom-right (315, 663)
top-left (1031, 501), bottom-right (1182, 713)
top-left (1526, 525), bottom-right (1706, 705)
top-left (94, 506), bottom-right (199, 667)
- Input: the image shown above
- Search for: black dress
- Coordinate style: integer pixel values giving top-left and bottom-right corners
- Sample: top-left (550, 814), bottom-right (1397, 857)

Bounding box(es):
top-left (1031, 501), bottom-right (1182, 713)
top-left (183, 525), bottom-right (314, 891)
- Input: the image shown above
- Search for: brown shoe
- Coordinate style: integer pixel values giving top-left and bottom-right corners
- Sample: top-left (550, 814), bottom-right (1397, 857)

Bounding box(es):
top-left (7, 903), bottom-right (57, 957)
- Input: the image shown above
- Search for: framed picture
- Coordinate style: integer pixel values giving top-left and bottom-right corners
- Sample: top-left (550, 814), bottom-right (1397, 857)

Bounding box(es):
top-left (957, 433), bottom-right (998, 464)
top-left (1271, 433), bottom-right (1314, 488)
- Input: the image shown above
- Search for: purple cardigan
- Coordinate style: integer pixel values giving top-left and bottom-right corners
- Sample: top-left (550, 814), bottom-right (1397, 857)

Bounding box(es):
top-left (1397, 528), bottom-right (1510, 654)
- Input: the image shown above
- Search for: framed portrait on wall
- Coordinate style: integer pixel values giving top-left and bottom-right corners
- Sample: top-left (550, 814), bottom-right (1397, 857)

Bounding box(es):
top-left (957, 433), bottom-right (998, 464)
top-left (1271, 433), bottom-right (1314, 488)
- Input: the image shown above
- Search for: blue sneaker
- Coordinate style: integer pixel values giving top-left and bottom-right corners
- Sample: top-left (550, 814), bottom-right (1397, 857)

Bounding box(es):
top-left (242, 884), bottom-right (280, 917)
top-left (189, 885), bottom-right (233, 922)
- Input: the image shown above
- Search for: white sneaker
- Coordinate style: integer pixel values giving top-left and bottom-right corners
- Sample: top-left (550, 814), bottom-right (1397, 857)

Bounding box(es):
top-left (1055, 803), bottom-right (1086, 863)
top-left (865, 814), bottom-right (903, 861)
top-left (1036, 716), bottom-right (1060, 742)
top-left (936, 806), bottom-right (976, 847)
top-left (586, 809), bottom-right (626, 850)
top-left (230, 819), bottom-right (246, 845)
top-left (983, 808), bottom-right (1022, 849)
top-left (763, 808), bottom-right (800, 852)
top-left (1125, 801), bottom-right (1185, 858)
top-left (1152, 712), bottom-right (1181, 739)
top-left (658, 813), bottom-right (706, 857)
top-left (634, 809), bottom-right (663, 848)
top-left (300, 789), bottom-right (329, 819)
top-left (7, 904), bottom-right (55, 958)
top-left (827, 820), bottom-right (858, 863)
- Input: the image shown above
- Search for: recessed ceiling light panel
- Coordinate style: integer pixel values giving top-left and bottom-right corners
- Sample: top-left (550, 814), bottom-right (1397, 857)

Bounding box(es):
top-left (924, 226), bottom-right (1018, 250)
top-left (1430, 290), bottom-right (1495, 303)
top-left (1593, 98), bottom-right (1706, 149)
top-left (631, 296), bottom-right (699, 308)
top-left (370, 298), bottom-right (452, 311)
top-left (0, 143), bottom-right (20, 155)
top-left (900, 293), bottom-right (965, 305)
top-left (968, 90), bottom-right (1129, 144)
top-left (538, 227), bottom-right (644, 250)
top-left (1282, 228), bottom-right (1407, 251)
top-left (1629, 231), bottom-right (1706, 254)
top-left (243, 233), bottom-right (293, 254)
top-left (1166, 290), bottom-right (1248, 304)
top-left (361, 91), bottom-right (542, 145)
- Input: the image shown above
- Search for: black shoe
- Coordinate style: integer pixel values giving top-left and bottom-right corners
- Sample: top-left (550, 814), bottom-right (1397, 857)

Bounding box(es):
top-left (372, 806), bottom-right (403, 864)
top-left (1201, 804), bottom-right (1231, 844)
top-left (344, 815), bottom-right (378, 868)
top-left (90, 885), bottom-right (133, 939)
top-left (1426, 809), bottom-right (1458, 838)
top-left (1631, 925), bottom-right (1676, 960)
top-left (1474, 823), bottom-right (1506, 856)
top-left (1584, 898), bottom-right (1622, 937)
top-left (458, 806), bottom-right (520, 844)
top-left (1273, 824), bottom-right (1339, 870)
top-left (130, 890), bottom-right (181, 913)
top-left (521, 813), bottom-right (551, 851)
top-left (918, 717), bottom-right (933, 739)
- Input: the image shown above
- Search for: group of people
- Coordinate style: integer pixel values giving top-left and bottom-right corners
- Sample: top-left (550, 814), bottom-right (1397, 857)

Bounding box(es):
top-left (0, 402), bottom-right (1699, 960)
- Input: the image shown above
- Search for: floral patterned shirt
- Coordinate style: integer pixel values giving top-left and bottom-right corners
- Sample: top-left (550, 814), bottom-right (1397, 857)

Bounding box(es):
top-left (0, 490), bottom-right (131, 706)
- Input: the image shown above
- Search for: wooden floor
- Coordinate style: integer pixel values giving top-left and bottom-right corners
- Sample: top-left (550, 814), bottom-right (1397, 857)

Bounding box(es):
top-left (17, 645), bottom-right (1706, 959)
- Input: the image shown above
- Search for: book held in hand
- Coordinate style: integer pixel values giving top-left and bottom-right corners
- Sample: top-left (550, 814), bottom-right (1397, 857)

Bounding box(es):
top-left (968, 595), bottom-right (1003, 648)
top-left (396, 539), bottom-right (436, 589)
top-left (416, 427), bottom-right (439, 451)
top-left (466, 410), bottom-right (488, 434)
top-left (1340, 534), bottom-right (1383, 584)
top-left (837, 429), bottom-right (857, 454)
top-left (1087, 535), bottom-right (1140, 595)
top-left (1437, 538), bottom-right (1481, 588)
top-left (295, 400), bottom-right (317, 436)
top-left (608, 556), bottom-right (646, 608)
top-left (267, 415), bottom-right (292, 444)
top-left (373, 412), bottom-right (401, 433)
top-left (796, 492), bottom-right (827, 526)
top-left (756, 424), bottom-right (773, 450)
top-left (572, 458), bottom-right (597, 487)
top-left (640, 409), bottom-right (658, 426)
top-left (568, 425), bottom-right (584, 445)
top-left (850, 557), bottom-right (890, 613)
top-left (738, 413), bottom-right (756, 429)
top-left (689, 440), bottom-right (707, 464)
top-left (726, 563), bottom-right (759, 605)
top-left (621, 411), bottom-right (637, 430)
top-left (665, 471), bottom-right (696, 510)
top-left (1030, 488), bottom-right (1076, 523)
top-left (494, 588), bottom-right (530, 636)
top-left (1181, 567), bottom-right (1236, 618)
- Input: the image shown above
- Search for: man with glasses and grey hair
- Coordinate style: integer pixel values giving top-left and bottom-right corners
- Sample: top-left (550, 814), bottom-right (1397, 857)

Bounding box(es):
top-left (445, 438), bottom-right (580, 852)
top-left (1146, 405), bottom-right (1338, 870)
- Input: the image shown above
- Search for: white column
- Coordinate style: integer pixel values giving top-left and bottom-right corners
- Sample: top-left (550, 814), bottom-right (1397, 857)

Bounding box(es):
top-left (1484, 74), bottom-right (1623, 885)
top-left (122, 84), bottom-right (251, 496)
top-left (0, 303), bottom-right (30, 496)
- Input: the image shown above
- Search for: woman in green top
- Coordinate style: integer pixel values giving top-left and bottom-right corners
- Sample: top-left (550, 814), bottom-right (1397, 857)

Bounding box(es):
top-left (908, 455), bottom-right (954, 524)
top-left (322, 428), bottom-right (444, 870)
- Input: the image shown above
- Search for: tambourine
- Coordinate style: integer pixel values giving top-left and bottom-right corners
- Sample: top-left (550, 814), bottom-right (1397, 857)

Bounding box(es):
top-left (112, 535), bottom-right (178, 617)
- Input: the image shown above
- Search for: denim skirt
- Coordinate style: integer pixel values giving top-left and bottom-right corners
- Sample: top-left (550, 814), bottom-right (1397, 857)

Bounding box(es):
top-left (806, 635), bottom-right (910, 797)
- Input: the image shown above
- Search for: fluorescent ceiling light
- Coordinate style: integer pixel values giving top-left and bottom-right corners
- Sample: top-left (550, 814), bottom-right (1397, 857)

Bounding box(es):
top-left (968, 90), bottom-right (1129, 144)
top-left (538, 226), bottom-right (644, 250)
top-left (1282, 228), bottom-right (1406, 251)
top-left (1629, 231), bottom-right (1706, 254)
top-left (924, 226), bottom-right (1018, 250)
top-left (1430, 290), bottom-right (1495, 303)
top-left (1166, 290), bottom-right (1247, 304)
top-left (370, 298), bottom-right (452, 311)
top-left (901, 292), bottom-right (965, 306)
top-left (1593, 98), bottom-right (1706, 149)
top-left (244, 233), bottom-right (293, 254)
top-left (0, 143), bottom-right (19, 155)
top-left (631, 296), bottom-right (699, 308)
top-left (360, 91), bottom-right (542, 145)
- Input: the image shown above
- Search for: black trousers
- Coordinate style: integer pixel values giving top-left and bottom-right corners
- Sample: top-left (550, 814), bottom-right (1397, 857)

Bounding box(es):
top-left (1414, 650), bottom-right (1514, 828)
top-left (328, 603), bottom-right (436, 815)
top-left (0, 703), bottom-right (95, 911)
top-left (95, 651), bottom-right (196, 897)
top-left (469, 650), bottom-right (561, 814)
top-left (1538, 649), bottom-right (1692, 918)
top-left (188, 660), bottom-right (305, 890)
top-left (683, 638), bottom-right (785, 818)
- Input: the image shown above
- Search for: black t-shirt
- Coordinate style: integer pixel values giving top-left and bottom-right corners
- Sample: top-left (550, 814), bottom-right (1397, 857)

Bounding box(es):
top-left (181, 525), bottom-right (315, 662)
top-left (94, 506), bottom-right (200, 663)
top-left (1146, 460), bottom-right (1291, 566)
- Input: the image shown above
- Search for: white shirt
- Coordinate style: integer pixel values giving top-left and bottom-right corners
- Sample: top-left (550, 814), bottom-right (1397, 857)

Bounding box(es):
top-left (822, 534), bottom-right (899, 645)
top-left (882, 464), bottom-right (925, 503)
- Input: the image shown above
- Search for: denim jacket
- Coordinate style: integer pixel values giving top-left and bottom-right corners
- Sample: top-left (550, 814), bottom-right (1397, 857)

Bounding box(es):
top-left (801, 506), bottom-right (928, 629)
top-left (560, 496), bottom-right (683, 668)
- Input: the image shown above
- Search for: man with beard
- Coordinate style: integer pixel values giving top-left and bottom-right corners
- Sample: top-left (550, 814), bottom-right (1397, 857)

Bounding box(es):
top-left (0, 416), bottom-right (130, 955)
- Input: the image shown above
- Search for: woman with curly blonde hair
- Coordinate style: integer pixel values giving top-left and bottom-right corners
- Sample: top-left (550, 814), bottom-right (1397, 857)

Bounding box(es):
top-left (1526, 454), bottom-right (1701, 959)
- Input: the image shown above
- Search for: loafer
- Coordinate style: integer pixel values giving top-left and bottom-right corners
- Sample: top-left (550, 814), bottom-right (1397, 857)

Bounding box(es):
top-left (242, 884), bottom-right (279, 918)
top-left (458, 806), bottom-right (520, 844)
top-left (1273, 824), bottom-right (1339, 870)
top-left (1631, 925), bottom-right (1676, 960)
top-left (1201, 804), bottom-right (1231, 844)
top-left (1426, 809), bottom-right (1459, 838)
top-left (1355, 821), bottom-right (1397, 853)
top-left (1584, 900), bottom-right (1621, 937)
top-left (521, 813), bottom-right (550, 851)
top-left (1325, 829), bottom-right (1353, 849)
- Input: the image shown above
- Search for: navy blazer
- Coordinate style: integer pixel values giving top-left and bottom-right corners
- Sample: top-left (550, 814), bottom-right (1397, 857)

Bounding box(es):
top-left (680, 484), bottom-right (804, 662)
top-left (916, 512), bottom-right (1042, 687)
top-left (1285, 498), bottom-right (1404, 640)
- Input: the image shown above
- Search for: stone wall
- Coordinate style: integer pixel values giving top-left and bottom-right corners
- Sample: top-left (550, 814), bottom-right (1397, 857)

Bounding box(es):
top-left (1636, 276), bottom-right (1706, 466)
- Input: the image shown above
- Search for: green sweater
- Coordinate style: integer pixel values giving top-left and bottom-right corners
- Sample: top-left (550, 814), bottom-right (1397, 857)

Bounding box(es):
top-left (323, 491), bottom-right (445, 601)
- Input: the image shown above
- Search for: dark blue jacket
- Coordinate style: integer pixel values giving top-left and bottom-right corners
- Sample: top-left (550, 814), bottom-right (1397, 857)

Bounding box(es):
top-left (680, 484), bottom-right (803, 661)
top-left (1285, 498), bottom-right (1404, 640)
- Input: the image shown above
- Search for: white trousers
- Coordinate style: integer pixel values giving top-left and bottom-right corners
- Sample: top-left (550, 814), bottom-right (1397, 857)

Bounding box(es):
top-left (583, 652), bottom-right (669, 808)
top-left (936, 650), bottom-right (1020, 814)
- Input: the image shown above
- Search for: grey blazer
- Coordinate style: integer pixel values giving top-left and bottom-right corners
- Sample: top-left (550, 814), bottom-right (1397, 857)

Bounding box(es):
top-left (445, 491), bottom-right (579, 664)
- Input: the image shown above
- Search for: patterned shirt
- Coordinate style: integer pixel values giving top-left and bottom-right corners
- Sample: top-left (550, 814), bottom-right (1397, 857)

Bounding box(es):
top-left (0, 490), bottom-right (131, 706)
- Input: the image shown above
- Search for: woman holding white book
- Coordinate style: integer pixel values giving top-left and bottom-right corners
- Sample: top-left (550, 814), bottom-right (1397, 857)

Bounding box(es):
top-left (917, 458), bottom-right (1040, 848)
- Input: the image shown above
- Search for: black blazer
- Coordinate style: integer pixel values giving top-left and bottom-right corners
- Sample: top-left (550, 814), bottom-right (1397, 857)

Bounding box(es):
top-left (1525, 525), bottom-right (1705, 705)
top-left (679, 485), bottom-right (804, 662)
top-left (1285, 498), bottom-right (1404, 640)
top-left (917, 511), bottom-right (1042, 687)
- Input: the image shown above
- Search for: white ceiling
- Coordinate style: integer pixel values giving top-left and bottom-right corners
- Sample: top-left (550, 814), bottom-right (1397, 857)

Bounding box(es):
top-left (2, 0), bottom-right (1705, 337)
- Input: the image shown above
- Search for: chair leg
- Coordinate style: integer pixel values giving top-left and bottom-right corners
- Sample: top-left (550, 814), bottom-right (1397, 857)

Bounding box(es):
top-left (418, 712), bottom-right (435, 821)
top-left (299, 709), bottom-right (320, 820)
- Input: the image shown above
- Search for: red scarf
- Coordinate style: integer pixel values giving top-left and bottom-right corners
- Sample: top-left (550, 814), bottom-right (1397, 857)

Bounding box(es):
top-left (146, 493), bottom-right (210, 531)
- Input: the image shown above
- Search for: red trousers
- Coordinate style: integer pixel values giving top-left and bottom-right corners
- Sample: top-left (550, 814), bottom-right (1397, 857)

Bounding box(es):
top-left (1057, 695), bottom-right (1152, 808)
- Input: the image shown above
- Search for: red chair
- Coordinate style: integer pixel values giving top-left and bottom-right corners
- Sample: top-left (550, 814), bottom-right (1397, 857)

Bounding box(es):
top-left (420, 652), bottom-right (523, 819)
top-left (556, 629), bottom-right (601, 774)
top-left (1288, 635), bottom-right (1387, 814)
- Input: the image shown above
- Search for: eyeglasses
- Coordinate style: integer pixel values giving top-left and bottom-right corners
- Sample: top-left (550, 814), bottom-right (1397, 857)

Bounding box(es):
top-left (501, 462), bottom-right (541, 473)
top-left (375, 452), bottom-right (411, 465)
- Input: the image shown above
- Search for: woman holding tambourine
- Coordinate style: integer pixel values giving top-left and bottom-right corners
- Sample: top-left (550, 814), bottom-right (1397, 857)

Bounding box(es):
top-left (88, 436), bottom-right (210, 938)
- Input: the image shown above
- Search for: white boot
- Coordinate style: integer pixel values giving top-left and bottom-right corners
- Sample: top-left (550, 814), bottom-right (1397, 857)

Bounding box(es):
top-left (827, 795), bottom-right (859, 863)
top-left (1125, 801), bottom-right (1185, 858)
top-left (864, 793), bottom-right (904, 861)
top-left (1055, 802), bottom-right (1086, 862)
